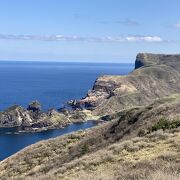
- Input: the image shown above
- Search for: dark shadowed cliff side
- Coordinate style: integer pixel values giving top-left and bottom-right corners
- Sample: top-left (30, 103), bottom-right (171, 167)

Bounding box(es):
top-left (135, 53), bottom-right (180, 71)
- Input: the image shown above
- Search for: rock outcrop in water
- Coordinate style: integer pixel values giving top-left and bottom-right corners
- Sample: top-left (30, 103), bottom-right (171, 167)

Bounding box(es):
top-left (27, 101), bottom-right (41, 112)
top-left (0, 105), bottom-right (32, 127)
top-left (0, 102), bottom-right (97, 131)
top-left (0, 101), bottom-right (70, 131)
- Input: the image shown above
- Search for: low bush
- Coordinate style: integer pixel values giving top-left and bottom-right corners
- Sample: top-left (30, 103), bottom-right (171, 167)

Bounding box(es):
top-left (80, 144), bottom-right (89, 155)
top-left (138, 129), bottom-right (146, 137)
top-left (151, 119), bottom-right (180, 132)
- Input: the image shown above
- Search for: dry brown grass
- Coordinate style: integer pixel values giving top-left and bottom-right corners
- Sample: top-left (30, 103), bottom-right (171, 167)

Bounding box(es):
top-left (0, 94), bottom-right (180, 180)
top-left (15, 128), bottom-right (179, 180)
top-left (53, 129), bottom-right (180, 180)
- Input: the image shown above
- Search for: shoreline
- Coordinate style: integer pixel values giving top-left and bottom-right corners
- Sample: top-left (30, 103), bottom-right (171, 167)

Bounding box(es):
top-left (0, 119), bottom-right (102, 134)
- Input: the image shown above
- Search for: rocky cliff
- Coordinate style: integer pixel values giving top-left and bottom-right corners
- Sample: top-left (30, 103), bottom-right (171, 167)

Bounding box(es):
top-left (0, 101), bottom-right (97, 131)
top-left (135, 53), bottom-right (180, 70)
top-left (74, 53), bottom-right (180, 116)
top-left (0, 101), bottom-right (70, 131)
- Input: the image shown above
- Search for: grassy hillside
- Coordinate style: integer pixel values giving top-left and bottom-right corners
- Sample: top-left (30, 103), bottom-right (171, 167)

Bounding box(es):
top-left (1, 53), bottom-right (180, 179)
top-left (0, 93), bottom-right (180, 180)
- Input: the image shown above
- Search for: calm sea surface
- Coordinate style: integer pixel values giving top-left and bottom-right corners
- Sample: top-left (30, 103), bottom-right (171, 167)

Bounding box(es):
top-left (0, 61), bottom-right (133, 111)
top-left (0, 61), bottom-right (133, 160)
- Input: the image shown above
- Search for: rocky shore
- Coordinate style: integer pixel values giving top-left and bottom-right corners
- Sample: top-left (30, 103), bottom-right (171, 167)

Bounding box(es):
top-left (1, 53), bottom-right (180, 132)
top-left (0, 100), bottom-right (99, 132)
top-left (0, 53), bottom-right (180, 179)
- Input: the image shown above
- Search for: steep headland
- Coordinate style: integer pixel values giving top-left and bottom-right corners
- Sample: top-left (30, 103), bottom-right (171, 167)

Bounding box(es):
top-left (74, 53), bottom-right (180, 115)
top-left (0, 53), bottom-right (180, 179)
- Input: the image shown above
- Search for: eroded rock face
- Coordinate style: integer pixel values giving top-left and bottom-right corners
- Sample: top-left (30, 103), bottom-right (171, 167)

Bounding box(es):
top-left (0, 105), bottom-right (33, 127)
top-left (0, 101), bottom-right (69, 130)
top-left (135, 53), bottom-right (180, 71)
top-left (75, 53), bottom-right (180, 115)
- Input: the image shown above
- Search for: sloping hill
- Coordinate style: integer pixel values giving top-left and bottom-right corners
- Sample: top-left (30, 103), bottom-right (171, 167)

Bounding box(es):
top-left (75, 53), bottom-right (180, 116)
top-left (0, 93), bottom-right (180, 179)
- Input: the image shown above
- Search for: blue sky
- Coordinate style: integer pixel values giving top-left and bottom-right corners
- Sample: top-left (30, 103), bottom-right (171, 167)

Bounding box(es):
top-left (0, 0), bottom-right (180, 62)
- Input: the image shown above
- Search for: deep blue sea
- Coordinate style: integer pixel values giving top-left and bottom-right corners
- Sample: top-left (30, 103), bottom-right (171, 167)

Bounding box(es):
top-left (0, 121), bottom-right (97, 160)
top-left (0, 61), bottom-right (134, 111)
top-left (0, 61), bottom-right (133, 160)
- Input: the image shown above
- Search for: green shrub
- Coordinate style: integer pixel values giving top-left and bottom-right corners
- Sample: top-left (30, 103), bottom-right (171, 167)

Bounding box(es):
top-left (138, 129), bottom-right (146, 137)
top-left (128, 116), bottom-right (138, 124)
top-left (128, 112), bottom-right (142, 124)
top-left (151, 119), bottom-right (180, 132)
top-left (80, 144), bottom-right (89, 155)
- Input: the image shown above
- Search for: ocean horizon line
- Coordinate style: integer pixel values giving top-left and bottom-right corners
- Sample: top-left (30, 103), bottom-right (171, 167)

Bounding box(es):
top-left (0, 60), bottom-right (134, 64)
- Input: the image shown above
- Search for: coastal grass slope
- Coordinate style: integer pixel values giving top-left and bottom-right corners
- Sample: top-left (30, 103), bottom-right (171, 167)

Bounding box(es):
top-left (0, 93), bottom-right (180, 179)
top-left (0, 53), bottom-right (180, 179)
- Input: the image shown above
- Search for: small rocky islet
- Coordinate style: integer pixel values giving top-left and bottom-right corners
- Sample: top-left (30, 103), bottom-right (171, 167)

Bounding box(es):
top-left (0, 53), bottom-right (180, 179)
top-left (0, 100), bottom-right (98, 132)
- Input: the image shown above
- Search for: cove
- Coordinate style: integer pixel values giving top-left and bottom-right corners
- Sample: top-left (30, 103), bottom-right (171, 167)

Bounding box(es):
top-left (0, 121), bottom-right (97, 161)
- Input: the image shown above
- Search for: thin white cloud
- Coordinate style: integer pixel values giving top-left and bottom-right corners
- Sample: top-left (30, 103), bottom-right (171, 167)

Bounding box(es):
top-left (100, 19), bottom-right (140, 27)
top-left (125, 36), bottom-right (163, 42)
top-left (174, 22), bottom-right (180, 28)
top-left (0, 34), bottom-right (163, 43)
top-left (116, 19), bottom-right (140, 26)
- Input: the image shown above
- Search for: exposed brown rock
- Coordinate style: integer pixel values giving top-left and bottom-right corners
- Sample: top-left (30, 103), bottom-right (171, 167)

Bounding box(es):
top-left (75, 53), bottom-right (180, 115)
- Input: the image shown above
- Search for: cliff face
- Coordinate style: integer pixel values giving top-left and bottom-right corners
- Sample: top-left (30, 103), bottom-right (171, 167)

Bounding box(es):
top-left (0, 102), bottom-right (96, 131)
top-left (135, 53), bottom-right (180, 71)
top-left (0, 101), bottom-right (69, 130)
top-left (75, 53), bottom-right (180, 116)
top-left (0, 105), bottom-right (32, 127)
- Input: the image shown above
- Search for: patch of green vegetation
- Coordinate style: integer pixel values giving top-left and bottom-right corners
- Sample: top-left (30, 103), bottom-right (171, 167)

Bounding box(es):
top-left (80, 144), bottom-right (89, 155)
top-left (138, 119), bottom-right (180, 136)
top-left (138, 129), bottom-right (146, 137)
top-left (128, 116), bottom-right (139, 124)
top-left (69, 134), bottom-right (81, 140)
top-left (70, 111), bottom-right (87, 120)
top-left (151, 119), bottom-right (180, 132)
